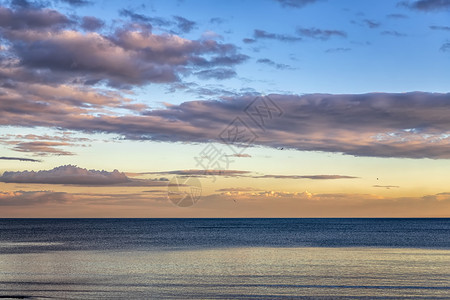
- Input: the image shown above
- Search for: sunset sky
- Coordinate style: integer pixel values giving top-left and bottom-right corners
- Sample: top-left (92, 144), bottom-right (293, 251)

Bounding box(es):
top-left (1, 0), bottom-right (450, 217)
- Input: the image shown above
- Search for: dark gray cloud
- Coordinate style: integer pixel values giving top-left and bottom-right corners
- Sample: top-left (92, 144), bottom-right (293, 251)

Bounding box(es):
top-left (364, 19), bottom-right (381, 28)
top-left (120, 10), bottom-right (196, 34)
top-left (253, 29), bottom-right (302, 42)
top-left (387, 13), bottom-right (409, 19)
top-left (274, 0), bottom-right (320, 8)
top-left (441, 42), bottom-right (450, 52)
top-left (243, 38), bottom-right (256, 44)
top-left (399, 0), bottom-right (450, 11)
top-left (0, 6), bottom-right (72, 30)
top-left (59, 0), bottom-right (91, 6)
top-left (256, 58), bottom-right (292, 70)
top-left (119, 9), bottom-right (169, 26)
top-left (173, 15), bottom-right (196, 33)
top-left (10, 0), bottom-right (43, 9)
top-left (296, 27), bottom-right (347, 40)
top-left (0, 156), bottom-right (41, 162)
top-left (81, 16), bottom-right (104, 31)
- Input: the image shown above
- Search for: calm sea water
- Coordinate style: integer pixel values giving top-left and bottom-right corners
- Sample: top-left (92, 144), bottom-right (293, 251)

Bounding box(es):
top-left (0, 218), bottom-right (449, 299)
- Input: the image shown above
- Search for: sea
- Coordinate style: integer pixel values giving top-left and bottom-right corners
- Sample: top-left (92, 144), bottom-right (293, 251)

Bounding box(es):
top-left (0, 218), bottom-right (449, 299)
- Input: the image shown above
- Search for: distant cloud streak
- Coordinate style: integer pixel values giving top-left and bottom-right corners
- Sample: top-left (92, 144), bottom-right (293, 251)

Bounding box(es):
top-left (399, 0), bottom-right (450, 11)
top-left (0, 156), bottom-right (41, 162)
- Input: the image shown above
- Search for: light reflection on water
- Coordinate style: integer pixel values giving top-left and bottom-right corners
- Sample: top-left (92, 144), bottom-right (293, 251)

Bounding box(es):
top-left (0, 247), bottom-right (449, 299)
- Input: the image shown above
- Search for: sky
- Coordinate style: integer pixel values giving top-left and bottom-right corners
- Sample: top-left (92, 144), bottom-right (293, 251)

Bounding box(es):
top-left (1, 0), bottom-right (450, 217)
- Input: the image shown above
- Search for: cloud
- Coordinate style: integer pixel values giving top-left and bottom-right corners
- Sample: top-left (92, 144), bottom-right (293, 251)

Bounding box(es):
top-left (143, 169), bottom-right (251, 177)
top-left (0, 6), bottom-right (72, 30)
top-left (226, 153), bottom-right (251, 158)
top-left (296, 27), bottom-right (347, 40)
top-left (243, 38), bottom-right (256, 44)
top-left (325, 47), bottom-right (351, 53)
top-left (194, 68), bottom-right (237, 80)
top-left (373, 185), bottom-right (400, 189)
top-left (399, 0), bottom-right (450, 11)
top-left (364, 19), bottom-right (381, 28)
top-left (386, 13), bottom-right (409, 18)
top-left (274, 0), bottom-right (320, 8)
top-left (173, 15), bottom-right (196, 33)
top-left (81, 16), bottom-right (104, 31)
top-left (3, 89), bottom-right (450, 158)
top-left (119, 10), bottom-right (196, 34)
top-left (430, 25), bottom-right (450, 31)
top-left (0, 156), bottom-right (41, 162)
top-left (12, 141), bottom-right (74, 156)
top-left (59, 0), bottom-right (92, 6)
top-left (0, 6), bottom-right (247, 89)
top-left (252, 29), bottom-right (302, 42)
top-left (253, 174), bottom-right (358, 180)
top-left (209, 17), bottom-right (225, 24)
top-left (216, 187), bottom-right (261, 192)
top-left (0, 132), bottom-right (91, 156)
top-left (0, 165), bottom-right (130, 185)
top-left (256, 58), bottom-right (292, 70)
top-left (119, 9), bottom-right (169, 26)
top-left (201, 190), bottom-right (450, 217)
top-left (0, 190), bottom-right (73, 206)
top-left (381, 30), bottom-right (407, 37)
top-left (440, 42), bottom-right (450, 52)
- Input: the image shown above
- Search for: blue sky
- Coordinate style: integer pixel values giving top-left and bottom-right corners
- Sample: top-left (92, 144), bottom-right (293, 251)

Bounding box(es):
top-left (1, 0), bottom-right (450, 217)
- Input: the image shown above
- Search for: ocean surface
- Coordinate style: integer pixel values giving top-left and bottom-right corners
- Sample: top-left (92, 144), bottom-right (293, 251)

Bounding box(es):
top-left (0, 218), bottom-right (449, 299)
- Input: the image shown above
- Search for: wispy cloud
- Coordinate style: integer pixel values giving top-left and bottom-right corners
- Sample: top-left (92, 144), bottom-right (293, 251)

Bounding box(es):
top-left (215, 187), bottom-right (261, 192)
top-left (364, 19), bottom-right (381, 28)
top-left (12, 141), bottom-right (74, 156)
top-left (440, 42), bottom-right (450, 52)
top-left (142, 169), bottom-right (251, 177)
top-left (0, 156), bottom-right (41, 162)
top-left (386, 13), bottom-right (409, 19)
top-left (253, 174), bottom-right (358, 180)
top-left (373, 185), bottom-right (400, 189)
top-left (430, 25), bottom-right (450, 31)
top-left (399, 0), bottom-right (450, 11)
top-left (325, 47), bottom-right (351, 53)
top-left (226, 153), bottom-right (252, 158)
top-left (256, 58), bottom-right (293, 70)
top-left (381, 30), bottom-right (407, 37)
top-left (296, 27), bottom-right (347, 40)
top-left (0, 132), bottom-right (91, 156)
top-left (194, 68), bottom-right (237, 80)
top-left (0, 190), bottom-right (73, 206)
top-left (252, 29), bottom-right (302, 42)
top-left (274, 0), bottom-right (321, 8)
